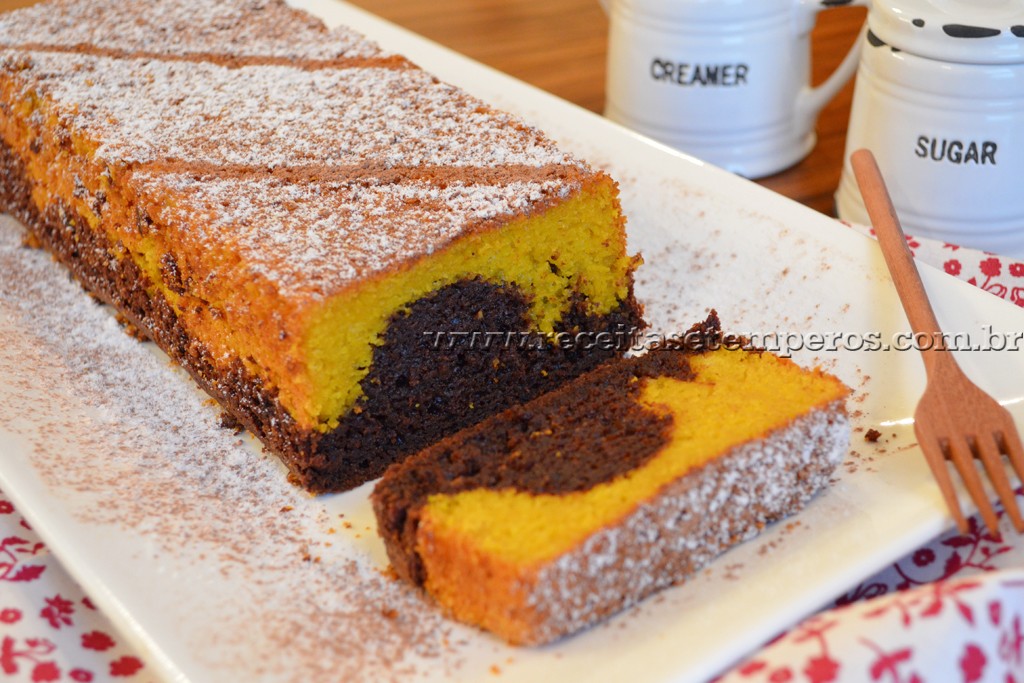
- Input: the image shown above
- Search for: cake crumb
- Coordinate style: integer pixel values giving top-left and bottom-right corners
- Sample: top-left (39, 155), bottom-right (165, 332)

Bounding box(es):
top-left (114, 312), bottom-right (147, 341)
top-left (864, 428), bottom-right (882, 443)
top-left (723, 563), bottom-right (744, 581)
top-left (218, 410), bottom-right (244, 433)
top-left (20, 231), bottom-right (42, 249)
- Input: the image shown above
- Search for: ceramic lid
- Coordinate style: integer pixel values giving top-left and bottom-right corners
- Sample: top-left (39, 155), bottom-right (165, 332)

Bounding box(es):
top-left (870, 0), bottom-right (1024, 64)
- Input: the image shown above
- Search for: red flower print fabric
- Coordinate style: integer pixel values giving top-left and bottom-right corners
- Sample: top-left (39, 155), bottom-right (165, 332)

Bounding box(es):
top-left (719, 571), bottom-right (1024, 683)
top-left (846, 223), bottom-right (1024, 307)
top-left (720, 493), bottom-right (1024, 683)
top-left (0, 497), bottom-right (145, 682)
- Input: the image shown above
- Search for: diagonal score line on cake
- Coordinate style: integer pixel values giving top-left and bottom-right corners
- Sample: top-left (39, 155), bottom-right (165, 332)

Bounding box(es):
top-left (128, 159), bottom-right (587, 191)
top-left (0, 42), bottom-right (413, 72)
top-left (0, 41), bottom-right (581, 178)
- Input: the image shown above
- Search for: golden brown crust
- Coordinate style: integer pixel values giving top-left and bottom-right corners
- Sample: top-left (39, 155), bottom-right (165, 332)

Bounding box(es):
top-left (0, 0), bottom-right (595, 304)
top-left (0, 42), bottom-right (412, 72)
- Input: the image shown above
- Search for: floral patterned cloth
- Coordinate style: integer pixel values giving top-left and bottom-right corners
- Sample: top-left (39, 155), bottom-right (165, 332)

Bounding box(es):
top-left (727, 571), bottom-right (1024, 683)
top-left (2, 225), bottom-right (1023, 682)
top-left (0, 499), bottom-right (146, 682)
top-left (719, 501), bottom-right (1024, 683)
top-left (845, 223), bottom-right (1024, 308)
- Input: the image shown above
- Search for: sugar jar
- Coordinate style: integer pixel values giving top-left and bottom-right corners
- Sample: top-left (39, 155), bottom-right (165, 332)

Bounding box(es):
top-left (835, 0), bottom-right (1024, 258)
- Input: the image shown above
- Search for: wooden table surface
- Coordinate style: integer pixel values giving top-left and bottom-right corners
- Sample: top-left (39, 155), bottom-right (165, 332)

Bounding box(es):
top-left (0, 0), bottom-right (867, 216)
top-left (344, 0), bottom-right (869, 217)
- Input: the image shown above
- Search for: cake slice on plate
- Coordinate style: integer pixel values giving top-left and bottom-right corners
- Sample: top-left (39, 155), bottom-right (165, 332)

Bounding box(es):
top-left (372, 314), bottom-right (850, 645)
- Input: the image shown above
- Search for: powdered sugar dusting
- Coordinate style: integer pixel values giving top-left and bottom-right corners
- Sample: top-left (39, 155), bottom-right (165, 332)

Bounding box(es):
top-left (527, 405), bottom-right (849, 644)
top-left (13, 51), bottom-right (572, 172)
top-left (0, 0), bottom-right (585, 300)
top-left (0, 215), bottom-right (475, 681)
top-left (0, 0), bottom-right (382, 61)
top-left (136, 172), bottom-right (572, 298)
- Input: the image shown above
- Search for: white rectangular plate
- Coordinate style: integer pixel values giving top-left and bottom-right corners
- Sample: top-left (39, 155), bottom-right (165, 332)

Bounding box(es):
top-left (2, 2), bottom-right (1023, 682)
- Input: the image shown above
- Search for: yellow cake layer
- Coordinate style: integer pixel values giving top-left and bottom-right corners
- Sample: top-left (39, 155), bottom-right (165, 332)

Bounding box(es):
top-left (303, 181), bottom-right (633, 429)
top-left (418, 349), bottom-right (849, 567)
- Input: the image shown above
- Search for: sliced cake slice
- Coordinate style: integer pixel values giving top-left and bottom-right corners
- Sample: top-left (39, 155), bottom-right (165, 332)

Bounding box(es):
top-left (372, 314), bottom-right (851, 645)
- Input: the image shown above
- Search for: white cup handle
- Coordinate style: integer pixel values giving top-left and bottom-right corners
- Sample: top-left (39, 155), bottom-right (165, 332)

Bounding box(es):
top-left (796, 0), bottom-right (869, 127)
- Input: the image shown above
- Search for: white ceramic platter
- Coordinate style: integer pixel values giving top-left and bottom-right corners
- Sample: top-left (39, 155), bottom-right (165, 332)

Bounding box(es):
top-left (1, 1), bottom-right (1023, 682)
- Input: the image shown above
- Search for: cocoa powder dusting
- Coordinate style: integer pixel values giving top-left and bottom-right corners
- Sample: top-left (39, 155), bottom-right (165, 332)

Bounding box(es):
top-left (0, 216), bottom-right (467, 681)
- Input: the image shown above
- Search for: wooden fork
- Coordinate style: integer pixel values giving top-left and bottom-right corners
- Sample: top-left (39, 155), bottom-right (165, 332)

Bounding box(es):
top-left (851, 149), bottom-right (1024, 536)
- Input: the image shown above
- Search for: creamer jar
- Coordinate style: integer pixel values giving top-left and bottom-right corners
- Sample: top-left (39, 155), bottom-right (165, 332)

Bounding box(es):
top-left (835, 0), bottom-right (1024, 258)
top-left (603, 0), bottom-right (867, 178)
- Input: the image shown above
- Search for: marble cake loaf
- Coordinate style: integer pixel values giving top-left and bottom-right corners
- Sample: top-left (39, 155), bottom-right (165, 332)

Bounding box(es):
top-left (0, 0), bottom-right (643, 492)
top-left (372, 314), bottom-right (850, 645)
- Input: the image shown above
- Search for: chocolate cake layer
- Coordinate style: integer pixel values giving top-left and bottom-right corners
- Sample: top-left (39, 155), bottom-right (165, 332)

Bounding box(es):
top-left (373, 348), bottom-right (699, 584)
top-left (316, 279), bottom-right (644, 489)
